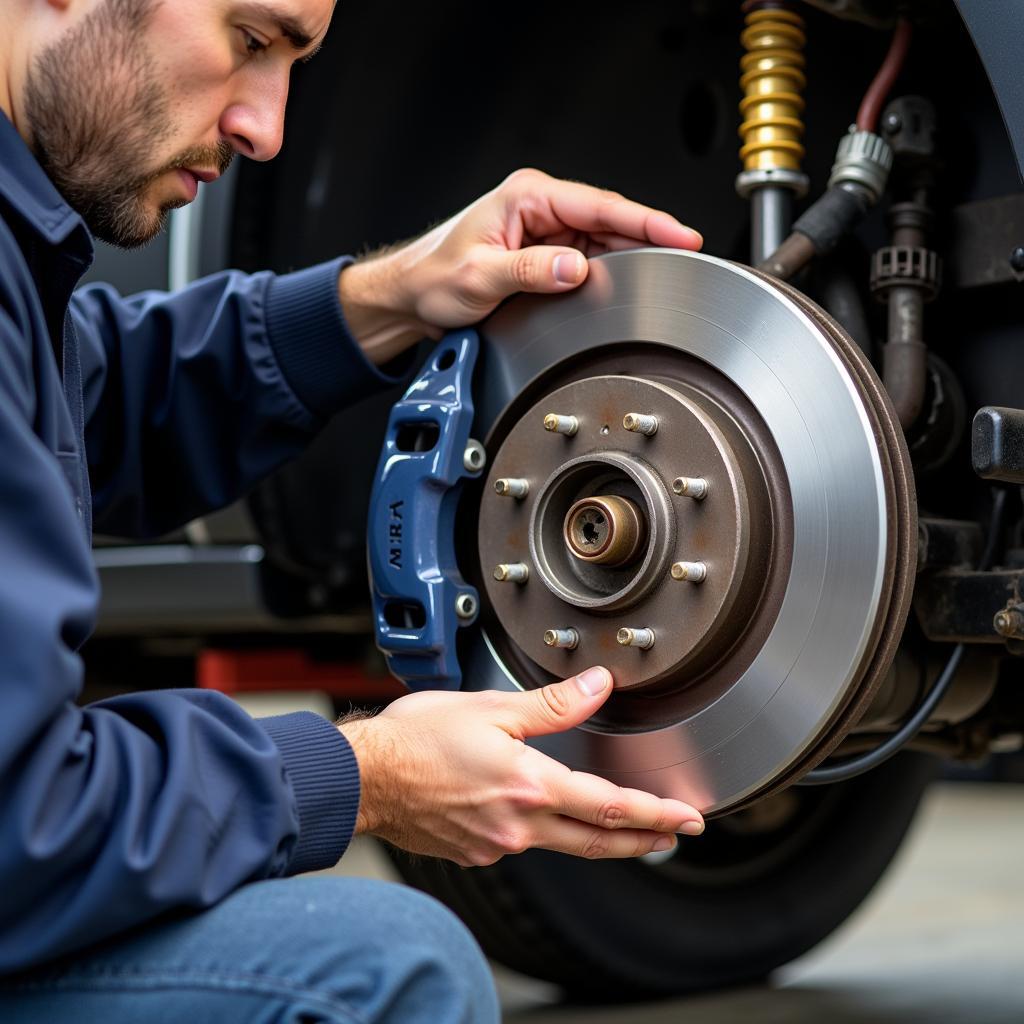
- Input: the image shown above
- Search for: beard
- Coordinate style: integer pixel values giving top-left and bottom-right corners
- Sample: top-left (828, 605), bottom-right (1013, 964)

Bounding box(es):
top-left (23, 0), bottom-right (233, 249)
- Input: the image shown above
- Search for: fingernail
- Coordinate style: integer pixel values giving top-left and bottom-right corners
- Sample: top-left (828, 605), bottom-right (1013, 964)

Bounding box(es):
top-left (679, 820), bottom-right (705, 836)
top-left (576, 666), bottom-right (609, 696)
top-left (553, 253), bottom-right (582, 284)
top-left (653, 836), bottom-right (675, 852)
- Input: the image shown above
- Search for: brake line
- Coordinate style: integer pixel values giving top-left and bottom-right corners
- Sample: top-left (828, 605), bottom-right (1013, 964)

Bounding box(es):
top-left (798, 488), bottom-right (1008, 786)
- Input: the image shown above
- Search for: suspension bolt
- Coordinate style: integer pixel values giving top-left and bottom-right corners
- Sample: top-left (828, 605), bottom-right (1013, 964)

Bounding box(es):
top-left (544, 414), bottom-right (579, 436)
top-left (671, 561), bottom-right (708, 583)
top-left (616, 627), bottom-right (655, 650)
top-left (544, 628), bottom-right (579, 649)
top-left (672, 476), bottom-right (709, 500)
top-left (494, 477), bottom-right (530, 498)
top-left (494, 562), bottom-right (530, 583)
top-left (994, 605), bottom-right (1024, 639)
top-left (622, 412), bottom-right (659, 436)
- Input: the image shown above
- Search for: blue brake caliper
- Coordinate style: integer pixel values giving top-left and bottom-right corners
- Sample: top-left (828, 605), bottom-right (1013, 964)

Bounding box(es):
top-left (367, 331), bottom-right (482, 690)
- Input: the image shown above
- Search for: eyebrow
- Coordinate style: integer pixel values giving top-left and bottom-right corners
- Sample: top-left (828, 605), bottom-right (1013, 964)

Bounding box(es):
top-left (236, 2), bottom-right (322, 54)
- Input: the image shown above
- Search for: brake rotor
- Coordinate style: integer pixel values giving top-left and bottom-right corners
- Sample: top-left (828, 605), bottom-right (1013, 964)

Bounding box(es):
top-left (460, 249), bottom-right (915, 815)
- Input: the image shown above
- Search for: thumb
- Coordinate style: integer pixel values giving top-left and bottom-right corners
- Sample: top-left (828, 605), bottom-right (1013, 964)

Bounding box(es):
top-left (507, 666), bottom-right (612, 739)
top-left (487, 245), bottom-right (589, 298)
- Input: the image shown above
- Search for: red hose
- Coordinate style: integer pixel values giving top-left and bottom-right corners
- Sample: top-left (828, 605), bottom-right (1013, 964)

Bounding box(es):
top-left (855, 17), bottom-right (913, 132)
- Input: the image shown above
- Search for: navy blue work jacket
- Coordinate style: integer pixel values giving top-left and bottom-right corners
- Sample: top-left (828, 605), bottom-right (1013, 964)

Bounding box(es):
top-left (0, 112), bottom-right (403, 972)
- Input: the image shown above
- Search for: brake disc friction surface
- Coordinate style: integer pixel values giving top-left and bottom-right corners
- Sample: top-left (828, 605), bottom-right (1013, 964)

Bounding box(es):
top-left (466, 249), bottom-right (913, 813)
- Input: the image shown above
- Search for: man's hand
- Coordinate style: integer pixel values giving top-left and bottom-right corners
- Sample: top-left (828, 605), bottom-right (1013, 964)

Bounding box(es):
top-left (339, 168), bottom-right (703, 365)
top-left (338, 666), bottom-right (705, 868)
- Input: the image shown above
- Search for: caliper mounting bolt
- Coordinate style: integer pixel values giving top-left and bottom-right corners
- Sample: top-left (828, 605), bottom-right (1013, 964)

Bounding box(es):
top-left (494, 477), bottom-right (530, 498)
top-left (671, 561), bottom-right (708, 583)
top-left (544, 628), bottom-right (579, 649)
top-left (622, 412), bottom-right (659, 436)
top-left (455, 594), bottom-right (478, 619)
top-left (462, 439), bottom-right (487, 473)
top-left (617, 627), bottom-right (655, 650)
top-left (672, 476), bottom-right (709, 500)
top-left (494, 562), bottom-right (530, 583)
top-left (544, 414), bottom-right (579, 436)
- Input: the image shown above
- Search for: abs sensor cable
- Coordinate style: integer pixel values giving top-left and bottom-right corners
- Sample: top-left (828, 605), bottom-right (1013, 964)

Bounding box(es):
top-left (799, 488), bottom-right (1008, 786)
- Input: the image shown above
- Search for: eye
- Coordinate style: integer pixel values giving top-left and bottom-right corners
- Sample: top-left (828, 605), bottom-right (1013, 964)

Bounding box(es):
top-left (239, 28), bottom-right (268, 56)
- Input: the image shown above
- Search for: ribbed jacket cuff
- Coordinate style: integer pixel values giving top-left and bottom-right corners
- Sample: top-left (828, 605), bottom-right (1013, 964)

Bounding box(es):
top-left (264, 256), bottom-right (410, 419)
top-left (258, 710), bottom-right (360, 875)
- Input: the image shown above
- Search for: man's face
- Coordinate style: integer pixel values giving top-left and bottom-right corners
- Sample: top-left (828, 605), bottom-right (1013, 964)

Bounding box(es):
top-left (23, 0), bottom-right (332, 249)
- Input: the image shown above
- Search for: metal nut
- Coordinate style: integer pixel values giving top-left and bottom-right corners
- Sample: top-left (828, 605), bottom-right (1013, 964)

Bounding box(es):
top-left (622, 412), bottom-right (659, 436)
top-left (616, 627), bottom-right (655, 649)
top-left (544, 414), bottom-right (579, 436)
top-left (544, 627), bottom-right (579, 649)
top-left (494, 562), bottom-right (530, 583)
top-left (672, 476), bottom-right (709, 500)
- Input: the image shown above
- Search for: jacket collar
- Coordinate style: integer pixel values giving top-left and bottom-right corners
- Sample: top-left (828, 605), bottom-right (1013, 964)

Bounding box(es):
top-left (0, 110), bottom-right (90, 249)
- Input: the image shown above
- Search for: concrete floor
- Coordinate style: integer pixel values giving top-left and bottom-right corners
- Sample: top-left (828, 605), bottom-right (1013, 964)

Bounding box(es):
top-left (330, 783), bottom-right (1024, 1023)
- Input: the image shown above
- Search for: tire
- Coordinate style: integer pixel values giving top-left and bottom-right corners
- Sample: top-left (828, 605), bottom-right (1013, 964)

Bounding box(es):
top-left (385, 752), bottom-right (935, 999)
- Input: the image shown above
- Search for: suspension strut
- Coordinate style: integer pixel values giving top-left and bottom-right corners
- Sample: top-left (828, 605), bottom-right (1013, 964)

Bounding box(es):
top-left (736, 1), bottom-right (809, 265)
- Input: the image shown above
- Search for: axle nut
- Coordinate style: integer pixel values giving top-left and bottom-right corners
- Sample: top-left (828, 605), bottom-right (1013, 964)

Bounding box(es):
top-left (564, 495), bottom-right (646, 567)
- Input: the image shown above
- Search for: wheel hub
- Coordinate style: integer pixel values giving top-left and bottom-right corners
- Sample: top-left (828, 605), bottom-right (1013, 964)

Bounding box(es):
top-left (461, 249), bottom-right (915, 814)
top-left (481, 372), bottom-right (777, 697)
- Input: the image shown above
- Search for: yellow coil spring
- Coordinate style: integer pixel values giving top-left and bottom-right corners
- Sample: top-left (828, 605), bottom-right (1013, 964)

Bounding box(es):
top-left (739, 7), bottom-right (807, 173)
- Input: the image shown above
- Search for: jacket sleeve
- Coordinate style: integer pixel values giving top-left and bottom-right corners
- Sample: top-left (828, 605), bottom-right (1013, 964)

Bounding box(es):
top-left (0, 299), bottom-right (366, 972)
top-left (73, 256), bottom-right (409, 538)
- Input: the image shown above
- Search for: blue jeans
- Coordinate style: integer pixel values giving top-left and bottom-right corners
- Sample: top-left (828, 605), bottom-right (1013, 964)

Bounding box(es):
top-left (0, 876), bottom-right (500, 1023)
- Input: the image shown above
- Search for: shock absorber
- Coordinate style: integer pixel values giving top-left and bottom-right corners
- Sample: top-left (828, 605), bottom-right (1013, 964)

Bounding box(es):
top-left (736, 1), bottom-right (810, 264)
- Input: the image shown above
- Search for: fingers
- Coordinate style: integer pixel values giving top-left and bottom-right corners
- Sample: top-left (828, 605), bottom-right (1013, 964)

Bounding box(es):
top-left (501, 666), bottom-right (612, 739)
top-left (545, 765), bottom-right (705, 836)
top-left (504, 169), bottom-right (703, 252)
top-left (533, 817), bottom-right (680, 860)
top-left (475, 244), bottom-right (590, 297)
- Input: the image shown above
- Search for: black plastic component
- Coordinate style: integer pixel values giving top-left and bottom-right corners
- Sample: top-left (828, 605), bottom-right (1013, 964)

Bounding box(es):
top-left (973, 406), bottom-right (1024, 483)
top-left (792, 186), bottom-right (870, 255)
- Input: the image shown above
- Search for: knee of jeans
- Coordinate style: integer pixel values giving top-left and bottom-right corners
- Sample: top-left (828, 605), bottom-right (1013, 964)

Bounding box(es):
top-left (297, 877), bottom-right (499, 1022)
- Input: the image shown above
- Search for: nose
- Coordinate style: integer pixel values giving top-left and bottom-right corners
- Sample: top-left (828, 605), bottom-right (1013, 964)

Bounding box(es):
top-left (219, 73), bottom-right (290, 161)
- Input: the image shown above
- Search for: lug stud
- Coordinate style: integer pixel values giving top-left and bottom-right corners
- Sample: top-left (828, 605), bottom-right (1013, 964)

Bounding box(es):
top-left (494, 477), bottom-right (530, 498)
top-left (671, 561), bottom-right (707, 583)
top-left (494, 562), bottom-right (530, 583)
top-left (622, 412), bottom-right (659, 436)
top-left (544, 413), bottom-right (579, 436)
top-left (616, 627), bottom-right (655, 649)
top-left (673, 476), bottom-right (709, 500)
top-left (544, 628), bottom-right (579, 649)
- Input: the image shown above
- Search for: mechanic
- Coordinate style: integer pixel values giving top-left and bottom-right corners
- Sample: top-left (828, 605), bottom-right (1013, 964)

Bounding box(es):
top-left (0, 1), bottom-right (707, 1020)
